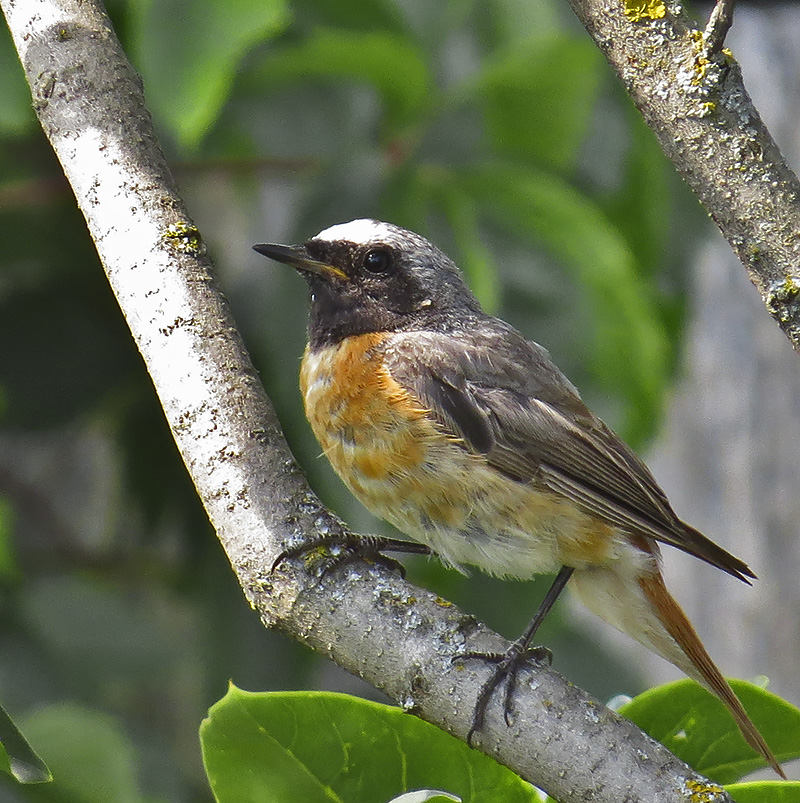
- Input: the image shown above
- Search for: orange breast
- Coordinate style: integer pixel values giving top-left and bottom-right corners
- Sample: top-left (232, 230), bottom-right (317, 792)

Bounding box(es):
top-left (299, 333), bottom-right (438, 493)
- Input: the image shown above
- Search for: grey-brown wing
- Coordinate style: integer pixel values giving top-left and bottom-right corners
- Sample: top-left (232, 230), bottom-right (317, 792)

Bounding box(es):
top-left (384, 326), bottom-right (754, 582)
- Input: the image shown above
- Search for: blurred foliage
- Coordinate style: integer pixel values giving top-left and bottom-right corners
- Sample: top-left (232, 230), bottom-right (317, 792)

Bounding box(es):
top-left (0, 0), bottom-right (711, 800)
top-left (0, 701), bottom-right (50, 785)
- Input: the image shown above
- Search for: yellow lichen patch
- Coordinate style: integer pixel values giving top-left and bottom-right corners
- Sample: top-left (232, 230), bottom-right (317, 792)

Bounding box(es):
top-left (692, 56), bottom-right (710, 85)
top-left (623, 0), bottom-right (666, 21)
top-left (683, 778), bottom-right (725, 802)
top-left (163, 221), bottom-right (205, 256)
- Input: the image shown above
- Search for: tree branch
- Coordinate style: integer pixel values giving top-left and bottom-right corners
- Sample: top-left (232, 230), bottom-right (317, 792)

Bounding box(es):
top-left (702, 0), bottom-right (735, 59)
top-left (1, 0), bottom-right (738, 800)
top-left (568, 0), bottom-right (800, 353)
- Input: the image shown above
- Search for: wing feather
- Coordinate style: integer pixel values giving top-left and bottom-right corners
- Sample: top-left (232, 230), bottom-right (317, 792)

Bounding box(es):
top-left (383, 326), bottom-right (754, 582)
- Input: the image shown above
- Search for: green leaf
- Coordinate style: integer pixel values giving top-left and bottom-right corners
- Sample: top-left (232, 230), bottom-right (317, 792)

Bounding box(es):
top-left (128, 0), bottom-right (290, 150)
top-left (727, 781), bottom-right (800, 802)
top-left (0, 22), bottom-right (35, 135)
top-left (19, 703), bottom-right (142, 802)
top-left (456, 161), bottom-right (670, 443)
top-left (604, 108), bottom-right (671, 276)
top-left (200, 687), bottom-right (539, 803)
top-left (620, 679), bottom-right (800, 784)
top-left (380, 164), bottom-right (435, 234)
top-left (475, 34), bottom-right (602, 170)
top-left (486, 0), bottom-right (563, 46)
top-left (0, 701), bottom-right (51, 784)
top-left (251, 29), bottom-right (433, 134)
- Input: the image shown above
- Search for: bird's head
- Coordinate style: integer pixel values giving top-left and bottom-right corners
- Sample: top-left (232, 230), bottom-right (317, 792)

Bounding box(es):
top-left (254, 219), bottom-right (483, 348)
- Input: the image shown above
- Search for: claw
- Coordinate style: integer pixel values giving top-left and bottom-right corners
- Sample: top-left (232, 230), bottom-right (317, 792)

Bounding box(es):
top-left (456, 566), bottom-right (574, 744)
top-left (456, 642), bottom-right (551, 745)
top-left (270, 534), bottom-right (429, 578)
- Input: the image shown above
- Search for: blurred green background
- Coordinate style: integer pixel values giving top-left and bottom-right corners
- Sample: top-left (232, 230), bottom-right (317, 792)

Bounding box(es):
top-left (0, 0), bottom-right (710, 799)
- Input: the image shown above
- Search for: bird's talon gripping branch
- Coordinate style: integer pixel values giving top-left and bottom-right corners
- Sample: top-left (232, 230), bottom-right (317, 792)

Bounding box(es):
top-left (271, 534), bottom-right (430, 578)
top-left (455, 639), bottom-right (553, 741)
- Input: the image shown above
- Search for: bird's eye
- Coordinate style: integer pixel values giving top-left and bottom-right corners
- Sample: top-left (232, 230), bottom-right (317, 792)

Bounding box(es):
top-left (362, 248), bottom-right (392, 274)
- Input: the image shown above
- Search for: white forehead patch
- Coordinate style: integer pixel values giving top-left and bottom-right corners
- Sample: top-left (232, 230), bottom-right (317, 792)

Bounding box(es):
top-left (313, 219), bottom-right (395, 245)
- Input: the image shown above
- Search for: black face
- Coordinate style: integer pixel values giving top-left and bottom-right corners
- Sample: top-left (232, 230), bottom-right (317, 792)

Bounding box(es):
top-left (255, 222), bottom-right (485, 350)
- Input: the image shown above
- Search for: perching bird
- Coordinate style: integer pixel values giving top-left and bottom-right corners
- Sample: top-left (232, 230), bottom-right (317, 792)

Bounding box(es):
top-left (254, 219), bottom-right (782, 776)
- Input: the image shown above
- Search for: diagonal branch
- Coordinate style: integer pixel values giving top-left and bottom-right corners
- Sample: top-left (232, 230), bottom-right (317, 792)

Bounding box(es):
top-left (568, 0), bottom-right (800, 353)
top-left (0, 0), bottom-right (742, 800)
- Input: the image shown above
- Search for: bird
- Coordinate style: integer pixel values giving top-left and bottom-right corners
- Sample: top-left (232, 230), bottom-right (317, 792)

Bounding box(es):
top-left (253, 218), bottom-right (783, 776)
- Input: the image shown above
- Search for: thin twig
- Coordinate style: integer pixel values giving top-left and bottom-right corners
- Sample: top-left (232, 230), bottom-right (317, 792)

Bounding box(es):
top-left (703, 0), bottom-right (735, 58)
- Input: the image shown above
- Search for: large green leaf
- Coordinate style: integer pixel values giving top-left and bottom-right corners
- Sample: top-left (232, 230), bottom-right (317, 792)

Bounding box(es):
top-left (620, 679), bottom-right (800, 784)
top-left (250, 29), bottom-right (433, 135)
top-left (128, 0), bottom-right (290, 150)
top-left (727, 782), bottom-right (800, 802)
top-left (485, 0), bottom-right (563, 47)
top-left (200, 687), bottom-right (539, 803)
top-left (474, 34), bottom-right (602, 170)
top-left (0, 496), bottom-right (19, 581)
top-left (299, 0), bottom-right (407, 32)
top-left (604, 109), bottom-right (672, 277)
top-left (456, 162), bottom-right (670, 443)
top-left (438, 188), bottom-right (501, 313)
top-left (0, 701), bottom-right (50, 784)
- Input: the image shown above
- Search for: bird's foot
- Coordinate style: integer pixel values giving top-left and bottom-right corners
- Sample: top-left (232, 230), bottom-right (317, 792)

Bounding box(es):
top-left (272, 534), bottom-right (430, 578)
top-left (454, 640), bottom-right (552, 745)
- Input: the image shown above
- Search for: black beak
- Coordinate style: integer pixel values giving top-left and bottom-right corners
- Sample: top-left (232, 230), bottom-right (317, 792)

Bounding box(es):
top-left (252, 243), bottom-right (347, 281)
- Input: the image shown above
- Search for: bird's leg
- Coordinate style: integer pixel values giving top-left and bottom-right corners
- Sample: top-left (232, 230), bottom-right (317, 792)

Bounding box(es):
top-left (455, 565), bottom-right (575, 744)
top-left (272, 533), bottom-right (431, 578)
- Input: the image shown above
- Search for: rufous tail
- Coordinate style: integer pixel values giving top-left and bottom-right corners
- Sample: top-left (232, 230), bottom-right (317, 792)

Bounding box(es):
top-left (638, 571), bottom-right (784, 777)
top-left (570, 565), bottom-right (784, 778)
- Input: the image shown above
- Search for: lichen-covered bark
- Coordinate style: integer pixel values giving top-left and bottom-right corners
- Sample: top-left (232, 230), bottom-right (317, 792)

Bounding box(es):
top-left (569, 0), bottom-right (800, 352)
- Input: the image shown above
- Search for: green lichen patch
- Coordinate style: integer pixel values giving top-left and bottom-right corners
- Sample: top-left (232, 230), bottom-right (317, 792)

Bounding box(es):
top-left (766, 275), bottom-right (800, 323)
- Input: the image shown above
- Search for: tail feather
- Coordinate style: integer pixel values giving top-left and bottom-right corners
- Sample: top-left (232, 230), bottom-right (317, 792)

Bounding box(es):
top-left (638, 571), bottom-right (784, 778)
top-left (569, 563), bottom-right (784, 778)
